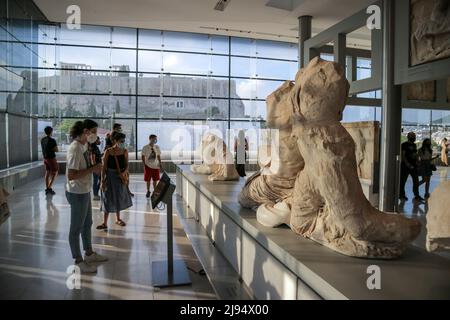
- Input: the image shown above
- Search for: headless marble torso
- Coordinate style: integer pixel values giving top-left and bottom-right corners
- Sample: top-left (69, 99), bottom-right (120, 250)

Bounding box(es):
top-left (238, 80), bottom-right (304, 209)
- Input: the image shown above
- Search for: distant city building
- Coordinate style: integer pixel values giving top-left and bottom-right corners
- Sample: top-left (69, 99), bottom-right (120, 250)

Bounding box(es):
top-left (37, 63), bottom-right (245, 119)
top-left (60, 62), bottom-right (130, 77)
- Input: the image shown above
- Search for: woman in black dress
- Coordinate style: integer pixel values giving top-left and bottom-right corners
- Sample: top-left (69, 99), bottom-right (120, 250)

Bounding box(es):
top-left (97, 132), bottom-right (132, 229)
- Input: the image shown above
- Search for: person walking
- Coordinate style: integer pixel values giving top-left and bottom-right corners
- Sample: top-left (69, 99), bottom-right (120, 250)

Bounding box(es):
top-left (441, 138), bottom-right (448, 166)
top-left (41, 126), bottom-right (59, 195)
top-left (234, 130), bottom-right (248, 177)
top-left (399, 132), bottom-right (424, 202)
top-left (96, 131), bottom-right (132, 230)
top-left (417, 138), bottom-right (438, 199)
top-left (89, 136), bottom-right (102, 201)
top-left (66, 120), bottom-right (108, 274)
top-left (141, 134), bottom-right (162, 198)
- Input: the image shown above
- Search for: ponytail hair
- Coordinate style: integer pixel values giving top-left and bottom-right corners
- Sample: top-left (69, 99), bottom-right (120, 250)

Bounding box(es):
top-left (69, 121), bottom-right (85, 139)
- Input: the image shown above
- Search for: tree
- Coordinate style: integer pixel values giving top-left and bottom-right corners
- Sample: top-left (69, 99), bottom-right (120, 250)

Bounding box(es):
top-left (42, 100), bottom-right (49, 117)
top-left (129, 126), bottom-right (135, 152)
top-left (210, 106), bottom-right (220, 117)
top-left (50, 108), bottom-right (57, 128)
top-left (58, 119), bottom-right (78, 143)
top-left (65, 97), bottom-right (74, 117)
top-left (115, 100), bottom-right (121, 115)
top-left (88, 99), bottom-right (97, 117)
top-left (101, 104), bottom-right (105, 117)
top-left (64, 97), bottom-right (82, 117)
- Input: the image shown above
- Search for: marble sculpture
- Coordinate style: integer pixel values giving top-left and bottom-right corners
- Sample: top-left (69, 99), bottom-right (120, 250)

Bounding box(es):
top-left (191, 133), bottom-right (239, 181)
top-left (426, 180), bottom-right (450, 252)
top-left (411, 0), bottom-right (450, 66)
top-left (239, 80), bottom-right (304, 209)
top-left (241, 57), bottom-right (421, 259)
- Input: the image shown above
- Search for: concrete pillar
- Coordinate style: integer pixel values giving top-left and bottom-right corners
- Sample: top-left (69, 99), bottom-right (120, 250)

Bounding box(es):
top-left (379, 0), bottom-right (402, 211)
top-left (298, 15), bottom-right (312, 69)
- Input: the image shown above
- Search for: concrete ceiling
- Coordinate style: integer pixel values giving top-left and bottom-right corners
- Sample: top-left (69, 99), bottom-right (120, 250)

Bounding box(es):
top-left (34, 0), bottom-right (375, 48)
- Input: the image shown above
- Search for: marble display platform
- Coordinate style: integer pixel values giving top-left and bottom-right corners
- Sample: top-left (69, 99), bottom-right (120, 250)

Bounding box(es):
top-left (0, 161), bottom-right (45, 192)
top-left (176, 165), bottom-right (450, 300)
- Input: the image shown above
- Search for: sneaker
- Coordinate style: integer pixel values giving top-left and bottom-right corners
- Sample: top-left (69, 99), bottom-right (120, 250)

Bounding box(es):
top-left (146, 191), bottom-right (150, 198)
top-left (84, 252), bottom-right (108, 263)
top-left (424, 193), bottom-right (431, 198)
top-left (49, 188), bottom-right (56, 195)
top-left (45, 188), bottom-right (50, 195)
top-left (399, 195), bottom-right (408, 201)
top-left (414, 196), bottom-right (425, 202)
top-left (76, 261), bottom-right (97, 274)
top-left (93, 195), bottom-right (100, 201)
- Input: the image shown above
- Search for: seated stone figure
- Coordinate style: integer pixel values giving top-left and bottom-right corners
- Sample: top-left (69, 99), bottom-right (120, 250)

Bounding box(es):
top-left (253, 57), bottom-right (421, 259)
top-left (191, 133), bottom-right (239, 181)
top-left (238, 80), bottom-right (304, 210)
top-left (288, 57), bottom-right (421, 258)
top-left (426, 180), bottom-right (450, 252)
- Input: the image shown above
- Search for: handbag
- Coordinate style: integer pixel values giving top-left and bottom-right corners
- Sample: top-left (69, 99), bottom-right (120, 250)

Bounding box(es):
top-left (113, 153), bottom-right (129, 185)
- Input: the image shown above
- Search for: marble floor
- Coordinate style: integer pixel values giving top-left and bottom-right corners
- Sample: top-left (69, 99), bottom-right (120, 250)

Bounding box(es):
top-left (1, 167), bottom-right (449, 300)
top-left (0, 174), bottom-right (216, 300)
top-left (400, 166), bottom-right (450, 260)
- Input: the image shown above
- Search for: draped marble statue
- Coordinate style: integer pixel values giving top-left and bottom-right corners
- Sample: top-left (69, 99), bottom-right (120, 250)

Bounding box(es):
top-left (191, 133), bottom-right (239, 181)
top-left (426, 180), bottom-right (450, 252)
top-left (238, 80), bottom-right (304, 209)
top-left (243, 57), bottom-right (421, 259)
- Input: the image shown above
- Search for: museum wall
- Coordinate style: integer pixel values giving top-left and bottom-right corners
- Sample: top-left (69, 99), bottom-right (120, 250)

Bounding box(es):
top-left (0, 0), bottom-right (45, 168)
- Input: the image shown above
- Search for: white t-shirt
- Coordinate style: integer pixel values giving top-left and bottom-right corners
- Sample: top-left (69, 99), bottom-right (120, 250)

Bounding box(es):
top-left (142, 144), bottom-right (161, 169)
top-left (65, 140), bottom-right (92, 194)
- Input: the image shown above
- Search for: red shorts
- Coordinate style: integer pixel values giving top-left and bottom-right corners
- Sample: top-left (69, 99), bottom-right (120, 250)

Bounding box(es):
top-left (44, 158), bottom-right (58, 173)
top-left (144, 166), bottom-right (160, 182)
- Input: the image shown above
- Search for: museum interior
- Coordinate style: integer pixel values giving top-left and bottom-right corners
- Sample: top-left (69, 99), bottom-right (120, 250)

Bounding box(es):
top-left (0, 0), bottom-right (449, 300)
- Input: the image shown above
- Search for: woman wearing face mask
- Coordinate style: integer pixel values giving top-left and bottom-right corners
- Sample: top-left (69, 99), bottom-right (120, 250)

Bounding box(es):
top-left (66, 120), bottom-right (107, 274)
top-left (96, 131), bottom-right (132, 230)
top-left (418, 138), bottom-right (439, 198)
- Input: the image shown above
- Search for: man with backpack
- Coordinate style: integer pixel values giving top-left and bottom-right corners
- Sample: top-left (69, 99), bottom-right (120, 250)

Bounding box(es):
top-left (141, 134), bottom-right (162, 198)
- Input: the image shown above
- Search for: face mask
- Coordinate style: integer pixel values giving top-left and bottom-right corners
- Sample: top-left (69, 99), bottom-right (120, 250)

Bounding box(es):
top-left (118, 142), bottom-right (126, 150)
top-left (87, 133), bottom-right (97, 144)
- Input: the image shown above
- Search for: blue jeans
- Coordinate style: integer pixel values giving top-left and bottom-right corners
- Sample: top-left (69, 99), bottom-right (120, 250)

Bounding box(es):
top-left (66, 191), bottom-right (93, 260)
top-left (93, 173), bottom-right (100, 196)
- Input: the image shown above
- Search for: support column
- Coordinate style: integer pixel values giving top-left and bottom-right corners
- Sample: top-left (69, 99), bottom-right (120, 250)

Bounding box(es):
top-left (298, 15), bottom-right (312, 69)
top-left (379, 0), bottom-right (402, 211)
top-left (334, 33), bottom-right (346, 67)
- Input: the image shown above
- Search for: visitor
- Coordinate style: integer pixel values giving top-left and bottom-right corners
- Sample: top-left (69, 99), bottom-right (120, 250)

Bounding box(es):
top-left (141, 134), bottom-right (162, 198)
top-left (234, 130), bottom-right (248, 177)
top-left (104, 123), bottom-right (122, 151)
top-left (96, 131), bottom-right (132, 230)
top-left (41, 126), bottom-right (59, 195)
top-left (441, 138), bottom-right (448, 166)
top-left (417, 138), bottom-right (438, 199)
top-left (399, 132), bottom-right (423, 202)
top-left (66, 120), bottom-right (107, 274)
top-left (89, 136), bottom-right (102, 201)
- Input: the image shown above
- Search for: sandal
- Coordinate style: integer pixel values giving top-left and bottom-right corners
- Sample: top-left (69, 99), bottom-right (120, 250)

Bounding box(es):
top-left (115, 220), bottom-right (126, 227)
top-left (96, 223), bottom-right (108, 230)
